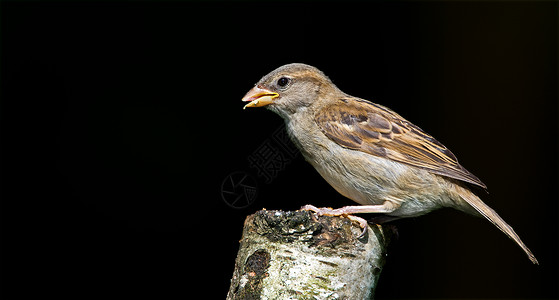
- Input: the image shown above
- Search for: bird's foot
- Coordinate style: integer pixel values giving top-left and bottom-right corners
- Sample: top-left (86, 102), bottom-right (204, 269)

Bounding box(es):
top-left (300, 204), bottom-right (369, 237)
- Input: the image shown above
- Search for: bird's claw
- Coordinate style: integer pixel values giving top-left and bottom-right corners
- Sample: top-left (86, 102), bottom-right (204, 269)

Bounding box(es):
top-left (301, 204), bottom-right (369, 238)
top-left (301, 204), bottom-right (336, 216)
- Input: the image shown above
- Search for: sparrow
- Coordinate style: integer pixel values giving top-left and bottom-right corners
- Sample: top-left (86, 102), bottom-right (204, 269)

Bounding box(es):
top-left (241, 63), bottom-right (538, 264)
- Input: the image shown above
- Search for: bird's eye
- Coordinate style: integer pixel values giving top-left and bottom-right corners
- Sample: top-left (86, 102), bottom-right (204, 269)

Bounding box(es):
top-left (277, 77), bottom-right (290, 88)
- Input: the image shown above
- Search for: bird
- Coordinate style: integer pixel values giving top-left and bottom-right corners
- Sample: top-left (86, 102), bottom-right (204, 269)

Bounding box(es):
top-left (241, 63), bottom-right (538, 264)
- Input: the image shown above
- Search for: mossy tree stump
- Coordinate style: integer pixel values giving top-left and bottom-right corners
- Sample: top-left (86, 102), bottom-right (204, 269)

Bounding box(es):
top-left (226, 210), bottom-right (392, 299)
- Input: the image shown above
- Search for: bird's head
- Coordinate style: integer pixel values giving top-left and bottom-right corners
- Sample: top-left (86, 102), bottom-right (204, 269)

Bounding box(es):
top-left (242, 63), bottom-right (339, 117)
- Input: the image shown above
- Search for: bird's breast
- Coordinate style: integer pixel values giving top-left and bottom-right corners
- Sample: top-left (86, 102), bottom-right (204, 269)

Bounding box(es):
top-left (286, 116), bottom-right (400, 204)
top-left (285, 114), bottom-right (446, 215)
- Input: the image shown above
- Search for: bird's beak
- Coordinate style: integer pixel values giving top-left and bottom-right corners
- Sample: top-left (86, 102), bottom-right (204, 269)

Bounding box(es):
top-left (242, 86), bottom-right (279, 109)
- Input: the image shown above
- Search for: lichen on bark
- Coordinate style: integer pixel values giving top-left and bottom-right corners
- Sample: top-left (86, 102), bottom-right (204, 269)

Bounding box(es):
top-left (227, 210), bottom-right (392, 300)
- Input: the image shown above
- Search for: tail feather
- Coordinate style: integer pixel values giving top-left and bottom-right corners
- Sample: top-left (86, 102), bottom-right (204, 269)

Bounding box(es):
top-left (458, 187), bottom-right (538, 264)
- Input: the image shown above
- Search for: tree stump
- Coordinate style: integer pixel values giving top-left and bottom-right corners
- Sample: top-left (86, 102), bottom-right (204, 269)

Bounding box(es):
top-left (226, 210), bottom-right (393, 299)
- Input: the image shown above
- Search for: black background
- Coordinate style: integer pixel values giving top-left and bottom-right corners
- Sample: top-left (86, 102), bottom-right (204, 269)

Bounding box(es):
top-left (2, 1), bottom-right (557, 299)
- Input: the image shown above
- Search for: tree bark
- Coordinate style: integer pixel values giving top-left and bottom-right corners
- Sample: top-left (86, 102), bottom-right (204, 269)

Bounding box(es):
top-left (226, 210), bottom-right (393, 300)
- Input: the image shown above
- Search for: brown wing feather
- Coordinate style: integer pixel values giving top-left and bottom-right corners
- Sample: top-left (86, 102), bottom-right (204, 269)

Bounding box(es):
top-left (315, 98), bottom-right (486, 189)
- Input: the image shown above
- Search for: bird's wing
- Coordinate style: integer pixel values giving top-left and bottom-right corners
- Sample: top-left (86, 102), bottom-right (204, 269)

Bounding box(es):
top-left (315, 97), bottom-right (486, 189)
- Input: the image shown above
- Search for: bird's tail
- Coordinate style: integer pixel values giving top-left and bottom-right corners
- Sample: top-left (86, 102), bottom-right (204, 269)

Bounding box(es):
top-left (455, 185), bottom-right (539, 264)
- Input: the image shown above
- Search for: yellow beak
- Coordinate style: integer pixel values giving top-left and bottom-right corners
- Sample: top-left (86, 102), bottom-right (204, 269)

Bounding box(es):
top-left (242, 86), bottom-right (279, 109)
